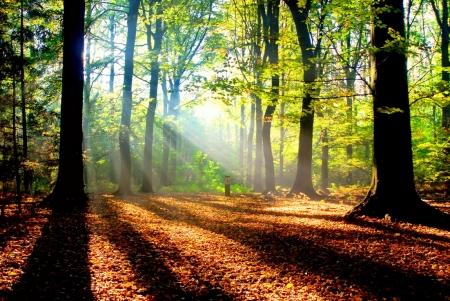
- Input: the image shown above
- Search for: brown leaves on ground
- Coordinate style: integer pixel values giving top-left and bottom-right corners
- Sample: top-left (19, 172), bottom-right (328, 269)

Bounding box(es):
top-left (1, 193), bottom-right (450, 300)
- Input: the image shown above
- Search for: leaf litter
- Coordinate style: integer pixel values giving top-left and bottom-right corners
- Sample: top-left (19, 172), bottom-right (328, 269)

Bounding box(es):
top-left (0, 193), bottom-right (449, 300)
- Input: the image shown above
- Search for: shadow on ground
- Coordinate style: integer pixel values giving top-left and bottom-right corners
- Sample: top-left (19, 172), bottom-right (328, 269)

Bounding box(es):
top-left (0, 209), bottom-right (94, 301)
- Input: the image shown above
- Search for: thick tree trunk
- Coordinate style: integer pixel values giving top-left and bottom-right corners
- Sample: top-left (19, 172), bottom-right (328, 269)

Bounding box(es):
top-left (44, 0), bottom-right (87, 209)
top-left (346, 0), bottom-right (450, 225)
top-left (116, 0), bottom-right (141, 195)
top-left (285, 0), bottom-right (320, 199)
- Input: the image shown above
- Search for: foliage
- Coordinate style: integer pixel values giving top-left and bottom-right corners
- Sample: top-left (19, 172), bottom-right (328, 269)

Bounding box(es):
top-left (0, 194), bottom-right (449, 299)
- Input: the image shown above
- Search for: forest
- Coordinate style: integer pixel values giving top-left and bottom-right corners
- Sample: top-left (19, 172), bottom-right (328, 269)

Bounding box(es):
top-left (1, 0), bottom-right (450, 300)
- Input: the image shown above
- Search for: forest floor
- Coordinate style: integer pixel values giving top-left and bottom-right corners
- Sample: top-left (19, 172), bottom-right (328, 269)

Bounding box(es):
top-left (0, 192), bottom-right (450, 301)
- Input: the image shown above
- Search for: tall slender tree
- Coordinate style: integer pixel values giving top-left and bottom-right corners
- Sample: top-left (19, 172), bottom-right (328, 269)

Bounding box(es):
top-left (261, 0), bottom-right (280, 193)
top-left (284, 0), bottom-right (325, 198)
top-left (141, 0), bottom-right (163, 192)
top-left (116, 0), bottom-right (141, 195)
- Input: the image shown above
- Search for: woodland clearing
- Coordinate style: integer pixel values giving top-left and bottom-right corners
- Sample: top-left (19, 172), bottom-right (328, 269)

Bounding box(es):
top-left (0, 193), bottom-right (449, 301)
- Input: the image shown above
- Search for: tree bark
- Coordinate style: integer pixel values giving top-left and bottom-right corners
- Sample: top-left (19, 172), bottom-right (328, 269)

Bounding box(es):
top-left (83, 5), bottom-right (92, 189)
top-left (116, 0), bottom-right (141, 195)
top-left (141, 0), bottom-right (163, 193)
top-left (253, 8), bottom-right (264, 192)
top-left (346, 0), bottom-right (450, 225)
top-left (261, 0), bottom-right (279, 193)
top-left (246, 102), bottom-right (255, 188)
top-left (44, 0), bottom-right (87, 210)
top-left (161, 74), bottom-right (170, 186)
top-left (239, 104), bottom-right (245, 184)
top-left (108, 14), bottom-right (118, 184)
top-left (285, 0), bottom-right (320, 198)
top-left (20, 0), bottom-right (30, 194)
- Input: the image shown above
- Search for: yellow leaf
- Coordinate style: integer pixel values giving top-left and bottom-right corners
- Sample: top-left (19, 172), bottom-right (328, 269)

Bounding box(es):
top-left (124, 282), bottom-right (133, 288)
top-left (286, 283), bottom-right (294, 289)
top-left (432, 264), bottom-right (437, 269)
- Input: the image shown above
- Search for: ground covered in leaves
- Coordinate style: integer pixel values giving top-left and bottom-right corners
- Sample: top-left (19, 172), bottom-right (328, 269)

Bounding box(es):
top-left (1, 193), bottom-right (450, 300)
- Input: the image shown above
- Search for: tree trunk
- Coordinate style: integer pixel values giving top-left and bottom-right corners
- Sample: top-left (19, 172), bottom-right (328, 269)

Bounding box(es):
top-left (116, 0), bottom-right (141, 195)
top-left (44, 0), bottom-right (86, 209)
top-left (321, 129), bottom-right (328, 192)
top-left (239, 104), bottom-right (245, 184)
top-left (141, 0), bottom-right (163, 193)
top-left (20, 0), bottom-right (29, 194)
top-left (344, 34), bottom-right (355, 185)
top-left (279, 86), bottom-right (285, 185)
top-left (83, 7), bottom-right (92, 189)
top-left (261, 0), bottom-right (279, 193)
top-left (346, 0), bottom-right (450, 225)
top-left (108, 14), bottom-right (118, 184)
top-left (13, 75), bottom-right (22, 212)
top-left (161, 75), bottom-right (170, 186)
top-left (285, 0), bottom-right (320, 198)
top-left (246, 102), bottom-right (255, 188)
top-left (169, 78), bottom-right (181, 186)
top-left (253, 7), bottom-right (264, 192)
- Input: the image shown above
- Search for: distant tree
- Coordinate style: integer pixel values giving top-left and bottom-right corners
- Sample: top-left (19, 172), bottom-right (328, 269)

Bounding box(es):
top-left (44, 0), bottom-right (87, 209)
top-left (345, 0), bottom-right (450, 224)
top-left (140, 0), bottom-right (163, 193)
top-left (430, 0), bottom-right (450, 130)
top-left (116, 0), bottom-right (141, 195)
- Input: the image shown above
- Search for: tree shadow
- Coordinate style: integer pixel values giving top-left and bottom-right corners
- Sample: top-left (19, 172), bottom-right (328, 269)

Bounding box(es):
top-left (0, 214), bottom-right (48, 247)
top-left (182, 196), bottom-right (343, 222)
top-left (92, 198), bottom-right (235, 300)
top-left (130, 197), bottom-right (450, 300)
top-left (0, 209), bottom-right (94, 301)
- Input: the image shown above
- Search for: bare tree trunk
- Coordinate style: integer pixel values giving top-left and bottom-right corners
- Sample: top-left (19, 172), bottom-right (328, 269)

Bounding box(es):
top-left (13, 75), bottom-right (22, 212)
top-left (239, 104), bottom-right (245, 184)
top-left (161, 75), bottom-right (170, 186)
top-left (246, 102), bottom-right (255, 187)
top-left (83, 6), bottom-right (92, 189)
top-left (20, 0), bottom-right (29, 194)
top-left (141, 0), bottom-right (163, 192)
top-left (285, 0), bottom-right (320, 198)
top-left (116, 0), bottom-right (141, 195)
top-left (108, 14), bottom-right (118, 184)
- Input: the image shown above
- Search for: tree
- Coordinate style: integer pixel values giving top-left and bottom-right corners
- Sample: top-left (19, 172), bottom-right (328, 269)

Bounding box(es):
top-left (284, 0), bottom-right (326, 198)
top-left (160, 0), bottom-right (214, 186)
top-left (261, 0), bottom-right (280, 193)
top-left (430, 0), bottom-right (450, 130)
top-left (345, 0), bottom-right (450, 224)
top-left (140, 0), bottom-right (163, 192)
top-left (116, 0), bottom-right (141, 195)
top-left (44, 0), bottom-right (86, 209)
